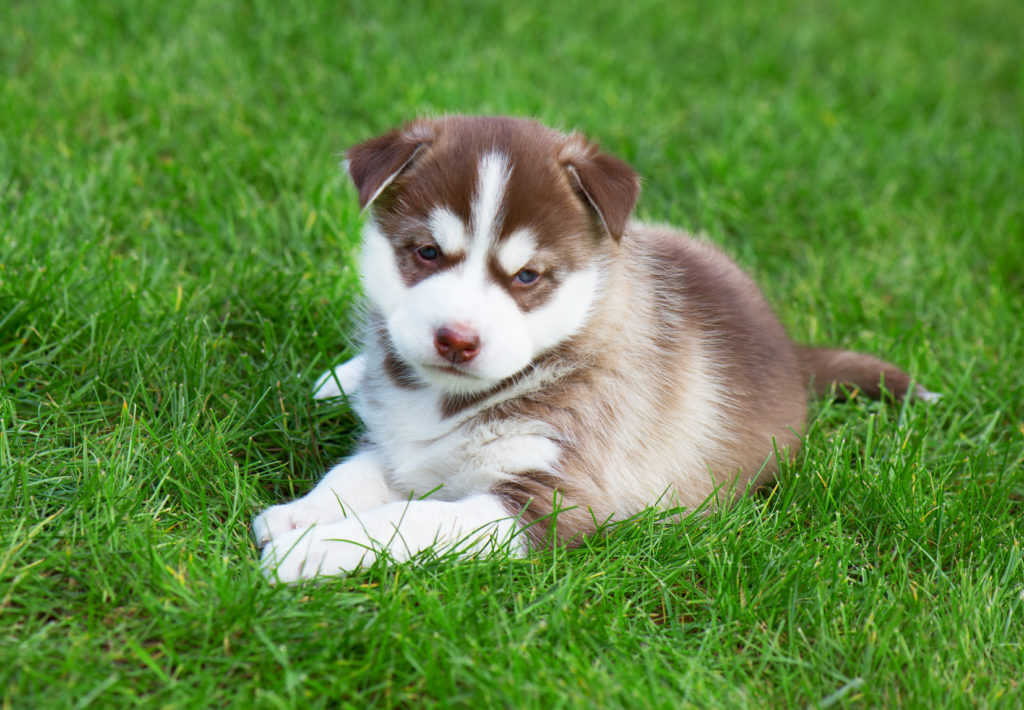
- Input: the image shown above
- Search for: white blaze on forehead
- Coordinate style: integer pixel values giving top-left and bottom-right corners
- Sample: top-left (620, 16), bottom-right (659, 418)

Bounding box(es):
top-left (471, 152), bottom-right (511, 251)
top-left (429, 207), bottom-right (468, 255)
top-left (496, 228), bottom-right (538, 275)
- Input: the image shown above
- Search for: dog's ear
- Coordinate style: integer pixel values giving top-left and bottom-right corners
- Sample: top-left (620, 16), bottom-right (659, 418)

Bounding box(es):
top-left (561, 137), bottom-right (640, 241)
top-left (346, 123), bottom-right (434, 209)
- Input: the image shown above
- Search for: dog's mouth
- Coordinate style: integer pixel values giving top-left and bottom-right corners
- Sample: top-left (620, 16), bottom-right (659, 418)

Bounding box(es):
top-left (418, 361), bottom-right (495, 395)
top-left (425, 363), bottom-right (473, 377)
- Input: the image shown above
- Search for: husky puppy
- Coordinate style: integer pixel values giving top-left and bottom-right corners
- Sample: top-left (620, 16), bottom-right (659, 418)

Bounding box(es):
top-left (254, 116), bottom-right (931, 582)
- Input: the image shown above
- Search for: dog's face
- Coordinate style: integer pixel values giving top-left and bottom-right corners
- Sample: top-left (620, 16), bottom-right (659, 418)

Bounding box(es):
top-left (346, 116), bottom-right (640, 395)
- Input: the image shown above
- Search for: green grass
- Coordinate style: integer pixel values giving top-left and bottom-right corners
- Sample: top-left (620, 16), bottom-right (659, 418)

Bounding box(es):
top-left (2, 0), bottom-right (1022, 706)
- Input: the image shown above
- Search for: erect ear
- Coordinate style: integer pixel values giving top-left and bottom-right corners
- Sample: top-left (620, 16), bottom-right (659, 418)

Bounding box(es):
top-left (345, 122), bottom-right (434, 209)
top-left (560, 136), bottom-right (641, 241)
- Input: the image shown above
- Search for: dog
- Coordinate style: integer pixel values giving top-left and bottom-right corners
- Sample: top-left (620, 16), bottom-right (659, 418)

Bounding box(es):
top-left (253, 115), bottom-right (934, 582)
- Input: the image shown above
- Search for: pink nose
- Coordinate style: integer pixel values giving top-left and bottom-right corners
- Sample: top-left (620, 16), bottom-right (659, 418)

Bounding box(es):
top-left (434, 325), bottom-right (481, 364)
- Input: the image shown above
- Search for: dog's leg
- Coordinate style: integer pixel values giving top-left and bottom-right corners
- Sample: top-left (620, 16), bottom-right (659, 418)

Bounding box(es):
top-left (260, 493), bottom-right (525, 582)
top-left (312, 354), bottom-right (367, 399)
top-left (252, 449), bottom-right (393, 547)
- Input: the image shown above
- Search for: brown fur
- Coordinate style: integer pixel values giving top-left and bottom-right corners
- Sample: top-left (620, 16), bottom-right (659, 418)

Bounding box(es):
top-left (796, 346), bottom-right (913, 401)
top-left (489, 225), bottom-right (810, 546)
top-left (347, 116), bottom-right (922, 550)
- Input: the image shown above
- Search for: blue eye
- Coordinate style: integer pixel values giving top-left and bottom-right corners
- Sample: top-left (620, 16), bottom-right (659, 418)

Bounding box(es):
top-left (416, 245), bottom-right (441, 262)
top-left (515, 269), bottom-right (540, 285)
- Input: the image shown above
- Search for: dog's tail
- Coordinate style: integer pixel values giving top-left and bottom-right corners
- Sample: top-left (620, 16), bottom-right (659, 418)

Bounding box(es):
top-left (795, 345), bottom-right (938, 402)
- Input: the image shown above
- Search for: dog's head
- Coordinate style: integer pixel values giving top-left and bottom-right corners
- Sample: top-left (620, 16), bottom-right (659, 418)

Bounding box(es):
top-left (346, 116), bottom-right (640, 395)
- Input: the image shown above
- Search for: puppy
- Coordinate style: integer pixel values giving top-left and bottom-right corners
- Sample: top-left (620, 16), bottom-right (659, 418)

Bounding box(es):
top-left (253, 115), bottom-right (933, 582)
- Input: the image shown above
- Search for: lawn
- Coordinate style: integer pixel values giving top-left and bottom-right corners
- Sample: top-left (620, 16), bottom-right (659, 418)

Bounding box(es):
top-left (2, 0), bottom-right (1022, 706)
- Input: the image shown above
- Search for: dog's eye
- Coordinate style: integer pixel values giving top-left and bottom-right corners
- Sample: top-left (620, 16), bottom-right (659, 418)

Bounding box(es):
top-left (416, 245), bottom-right (441, 262)
top-left (514, 268), bottom-right (540, 285)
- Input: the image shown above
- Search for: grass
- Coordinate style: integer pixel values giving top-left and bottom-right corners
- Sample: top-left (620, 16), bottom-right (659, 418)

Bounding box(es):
top-left (2, 0), bottom-right (1022, 706)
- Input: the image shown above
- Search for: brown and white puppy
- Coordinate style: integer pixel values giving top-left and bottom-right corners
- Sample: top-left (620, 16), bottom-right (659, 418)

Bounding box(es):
top-left (253, 115), bottom-right (934, 582)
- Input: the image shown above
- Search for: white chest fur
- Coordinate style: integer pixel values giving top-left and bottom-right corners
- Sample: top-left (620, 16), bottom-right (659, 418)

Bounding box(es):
top-left (353, 370), bottom-right (562, 501)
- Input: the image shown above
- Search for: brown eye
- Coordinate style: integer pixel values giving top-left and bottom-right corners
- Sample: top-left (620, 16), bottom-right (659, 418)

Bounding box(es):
top-left (514, 268), bottom-right (540, 285)
top-left (416, 245), bottom-right (441, 262)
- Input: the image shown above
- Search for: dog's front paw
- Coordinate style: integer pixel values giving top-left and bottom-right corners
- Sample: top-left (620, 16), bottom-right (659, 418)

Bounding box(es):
top-left (313, 355), bottom-right (367, 400)
top-left (260, 528), bottom-right (321, 583)
top-left (260, 524), bottom-right (377, 583)
top-left (252, 501), bottom-right (332, 548)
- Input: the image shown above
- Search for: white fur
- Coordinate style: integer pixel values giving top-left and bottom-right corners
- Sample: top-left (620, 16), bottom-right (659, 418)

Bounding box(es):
top-left (386, 264), bottom-right (539, 392)
top-left (360, 220), bottom-right (407, 318)
top-left (354, 379), bottom-right (456, 470)
top-left (354, 362), bottom-right (564, 499)
top-left (496, 228), bottom-right (538, 275)
top-left (252, 449), bottom-right (394, 545)
top-left (380, 235), bottom-right (601, 396)
top-left (261, 493), bottom-right (525, 582)
top-left (470, 152), bottom-right (511, 249)
top-left (524, 266), bottom-right (601, 352)
top-left (257, 144), bottom-right (596, 582)
top-left (312, 355), bottom-right (367, 399)
top-left (429, 207), bottom-right (468, 256)
top-left (356, 152), bottom-right (602, 396)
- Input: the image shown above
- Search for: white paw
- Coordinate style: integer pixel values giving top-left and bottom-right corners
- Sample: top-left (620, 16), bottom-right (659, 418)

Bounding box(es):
top-left (313, 355), bottom-right (367, 400)
top-left (914, 385), bottom-right (942, 403)
top-left (252, 500), bottom-right (341, 547)
top-left (260, 523), bottom-right (377, 583)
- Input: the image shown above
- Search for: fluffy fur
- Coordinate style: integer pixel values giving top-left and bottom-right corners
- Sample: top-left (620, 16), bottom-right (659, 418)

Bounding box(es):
top-left (254, 116), bottom-right (933, 582)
